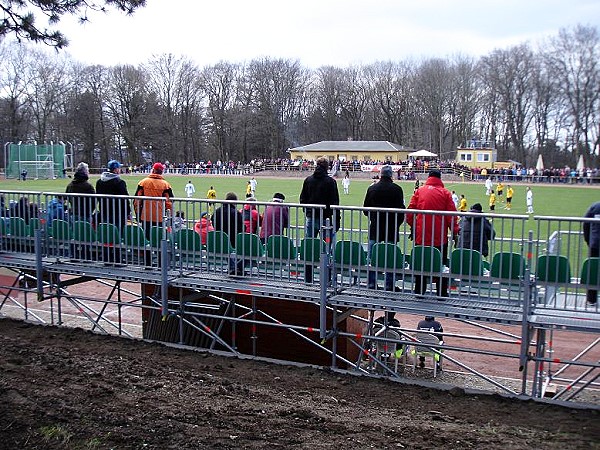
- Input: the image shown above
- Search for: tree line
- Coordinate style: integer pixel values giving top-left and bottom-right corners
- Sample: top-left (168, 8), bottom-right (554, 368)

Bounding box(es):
top-left (0, 24), bottom-right (598, 169)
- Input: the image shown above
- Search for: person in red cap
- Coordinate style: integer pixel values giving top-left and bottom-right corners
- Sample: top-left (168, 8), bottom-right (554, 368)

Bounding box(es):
top-left (134, 162), bottom-right (174, 239)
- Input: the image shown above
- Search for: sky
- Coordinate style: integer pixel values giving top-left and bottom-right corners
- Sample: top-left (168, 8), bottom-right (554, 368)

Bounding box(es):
top-left (50, 0), bottom-right (600, 68)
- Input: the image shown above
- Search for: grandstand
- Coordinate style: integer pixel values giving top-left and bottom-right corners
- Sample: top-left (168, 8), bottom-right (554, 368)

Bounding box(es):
top-left (0, 190), bottom-right (598, 404)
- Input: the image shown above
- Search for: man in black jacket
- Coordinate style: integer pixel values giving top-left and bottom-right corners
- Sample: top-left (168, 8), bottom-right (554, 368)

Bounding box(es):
top-left (363, 165), bottom-right (405, 324)
top-left (583, 201), bottom-right (600, 305)
top-left (65, 162), bottom-right (96, 223)
top-left (95, 160), bottom-right (130, 229)
top-left (213, 192), bottom-right (244, 275)
top-left (299, 157), bottom-right (340, 283)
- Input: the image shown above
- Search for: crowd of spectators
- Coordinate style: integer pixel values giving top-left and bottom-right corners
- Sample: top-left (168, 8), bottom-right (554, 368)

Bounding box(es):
top-left (94, 155), bottom-right (599, 184)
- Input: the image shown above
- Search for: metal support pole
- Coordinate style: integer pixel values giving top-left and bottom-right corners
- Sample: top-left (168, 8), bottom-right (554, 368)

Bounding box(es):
top-left (519, 230), bottom-right (535, 395)
top-left (160, 238), bottom-right (169, 317)
top-left (35, 229), bottom-right (43, 302)
top-left (532, 328), bottom-right (547, 398)
top-left (319, 219), bottom-right (332, 340)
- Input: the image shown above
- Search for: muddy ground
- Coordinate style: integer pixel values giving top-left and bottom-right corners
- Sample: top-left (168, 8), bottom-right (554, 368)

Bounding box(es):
top-left (0, 318), bottom-right (598, 450)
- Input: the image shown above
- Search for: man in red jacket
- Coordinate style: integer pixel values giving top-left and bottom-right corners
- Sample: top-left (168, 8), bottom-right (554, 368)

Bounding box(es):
top-left (406, 169), bottom-right (459, 298)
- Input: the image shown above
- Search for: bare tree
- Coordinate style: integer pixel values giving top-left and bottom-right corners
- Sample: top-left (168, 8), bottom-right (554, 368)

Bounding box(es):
top-left (480, 45), bottom-right (536, 165)
top-left (0, 0), bottom-right (146, 48)
top-left (307, 65), bottom-right (345, 141)
top-left (338, 66), bottom-right (369, 141)
top-left (0, 41), bottom-right (32, 144)
top-left (413, 58), bottom-right (454, 156)
top-left (201, 61), bottom-right (239, 162)
top-left (546, 25), bottom-right (600, 166)
top-left (105, 64), bottom-right (151, 163)
top-left (23, 49), bottom-right (73, 142)
top-left (364, 61), bottom-right (413, 145)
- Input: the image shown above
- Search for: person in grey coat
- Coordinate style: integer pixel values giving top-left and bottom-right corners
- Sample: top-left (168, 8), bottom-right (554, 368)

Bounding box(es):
top-left (457, 203), bottom-right (495, 258)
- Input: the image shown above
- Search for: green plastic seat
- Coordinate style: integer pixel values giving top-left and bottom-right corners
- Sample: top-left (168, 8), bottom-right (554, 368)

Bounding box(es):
top-left (334, 240), bottom-right (368, 285)
top-left (370, 242), bottom-right (405, 271)
top-left (206, 230), bottom-right (234, 271)
top-left (235, 232), bottom-right (265, 262)
top-left (122, 224), bottom-right (150, 248)
top-left (410, 245), bottom-right (443, 273)
top-left (536, 255), bottom-right (571, 284)
top-left (580, 257), bottom-right (600, 287)
top-left (490, 252), bottom-right (526, 280)
top-left (450, 248), bottom-right (484, 277)
top-left (97, 222), bottom-right (122, 246)
top-left (266, 235), bottom-right (297, 261)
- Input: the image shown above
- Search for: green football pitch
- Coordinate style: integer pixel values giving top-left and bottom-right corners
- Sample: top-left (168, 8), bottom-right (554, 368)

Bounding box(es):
top-left (2, 173), bottom-right (596, 219)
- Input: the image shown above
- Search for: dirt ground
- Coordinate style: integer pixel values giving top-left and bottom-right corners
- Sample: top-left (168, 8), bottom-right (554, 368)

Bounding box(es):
top-left (0, 318), bottom-right (598, 450)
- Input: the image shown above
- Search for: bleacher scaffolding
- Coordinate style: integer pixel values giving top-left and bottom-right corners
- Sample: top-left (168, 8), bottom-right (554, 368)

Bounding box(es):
top-left (0, 190), bottom-right (598, 405)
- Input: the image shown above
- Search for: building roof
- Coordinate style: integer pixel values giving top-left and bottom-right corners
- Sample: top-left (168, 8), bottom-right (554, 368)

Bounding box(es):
top-left (289, 141), bottom-right (406, 152)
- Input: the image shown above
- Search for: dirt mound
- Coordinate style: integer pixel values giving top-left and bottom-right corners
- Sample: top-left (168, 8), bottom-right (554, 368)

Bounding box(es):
top-left (0, 318), bottom-right (598, 449)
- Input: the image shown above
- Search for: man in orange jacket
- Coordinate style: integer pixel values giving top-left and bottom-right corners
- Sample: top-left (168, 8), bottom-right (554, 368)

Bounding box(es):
top-left (134, 162), bottom-right (174, 239)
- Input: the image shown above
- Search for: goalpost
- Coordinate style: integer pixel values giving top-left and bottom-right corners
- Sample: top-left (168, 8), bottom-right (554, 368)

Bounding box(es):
top-left (4, 142), bottom-right (69, 179)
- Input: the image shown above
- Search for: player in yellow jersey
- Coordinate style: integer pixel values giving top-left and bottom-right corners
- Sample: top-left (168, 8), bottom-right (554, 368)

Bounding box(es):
top-left (505, 185), bottom-right (514, 210)
top-left (489, 192), bottom-right (497, 211)
top-left (206, 186), bottom-right (217, 214)
top-left (496, 182), bottom-right (504, 203)
top-left (459, 194), bottom-right (468, 212)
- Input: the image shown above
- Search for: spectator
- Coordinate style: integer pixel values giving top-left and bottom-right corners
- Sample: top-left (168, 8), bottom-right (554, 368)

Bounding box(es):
top-left (134, 162), bottom-right (174, 240)
top-left (65, 162), bottom-right (96, 223)
top-left (213, 192), bottom-right (244, 275)
top-left (184, 180), bottom-right (196, 198)
top-left (20, 168), bottom-right (27, 181)
top-left (171, 211), bottom-right (186, 233)
top-left (362, 164), bottom-right (405, 295)
top-left (406, 169), bottom-right (459, 299)
top-left (583, 201), bottom-right (600, 305)
top-left (241, 197), bottom-right (261, 234)
top-left (416, 315), bottom-right (444, 369)
top-left (11, 196), bottom-right (38, 224)
top-left (46, 195), bottom-right (66, 229)
top-left (259, 193), bottom-right (289, 244)
top-left (299, 156), bottom-right (340, 283)
top-left (458, 203), bottom-right (496, 258)
top-left (95, 160), bottom-right (131, 229)
top-left (194, 211), bottom-right (215, 246)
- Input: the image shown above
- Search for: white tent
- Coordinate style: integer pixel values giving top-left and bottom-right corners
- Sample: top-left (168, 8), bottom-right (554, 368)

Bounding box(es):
top-left (409, 149), bottom-right (438, 158)
top-left (576, 154), bottom-right (585, 171)
top-left (536, 154), bottom-right (544, 171)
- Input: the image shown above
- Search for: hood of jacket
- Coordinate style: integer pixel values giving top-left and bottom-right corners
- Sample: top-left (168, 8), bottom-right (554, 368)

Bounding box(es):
top-left (100, 171), bottom-right (121, 182)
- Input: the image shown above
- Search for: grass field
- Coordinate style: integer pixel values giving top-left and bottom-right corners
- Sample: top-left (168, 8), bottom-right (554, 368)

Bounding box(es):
top-left (1, 172), bottom-right (596, 219)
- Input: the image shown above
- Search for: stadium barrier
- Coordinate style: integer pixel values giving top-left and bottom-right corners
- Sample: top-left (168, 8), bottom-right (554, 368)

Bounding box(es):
top-left (0, 189), bottom-right (598, 403)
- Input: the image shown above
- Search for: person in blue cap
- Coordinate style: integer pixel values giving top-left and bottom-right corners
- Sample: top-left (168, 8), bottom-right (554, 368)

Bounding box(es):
top-left (95, 160), bottom-right (131, 229)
